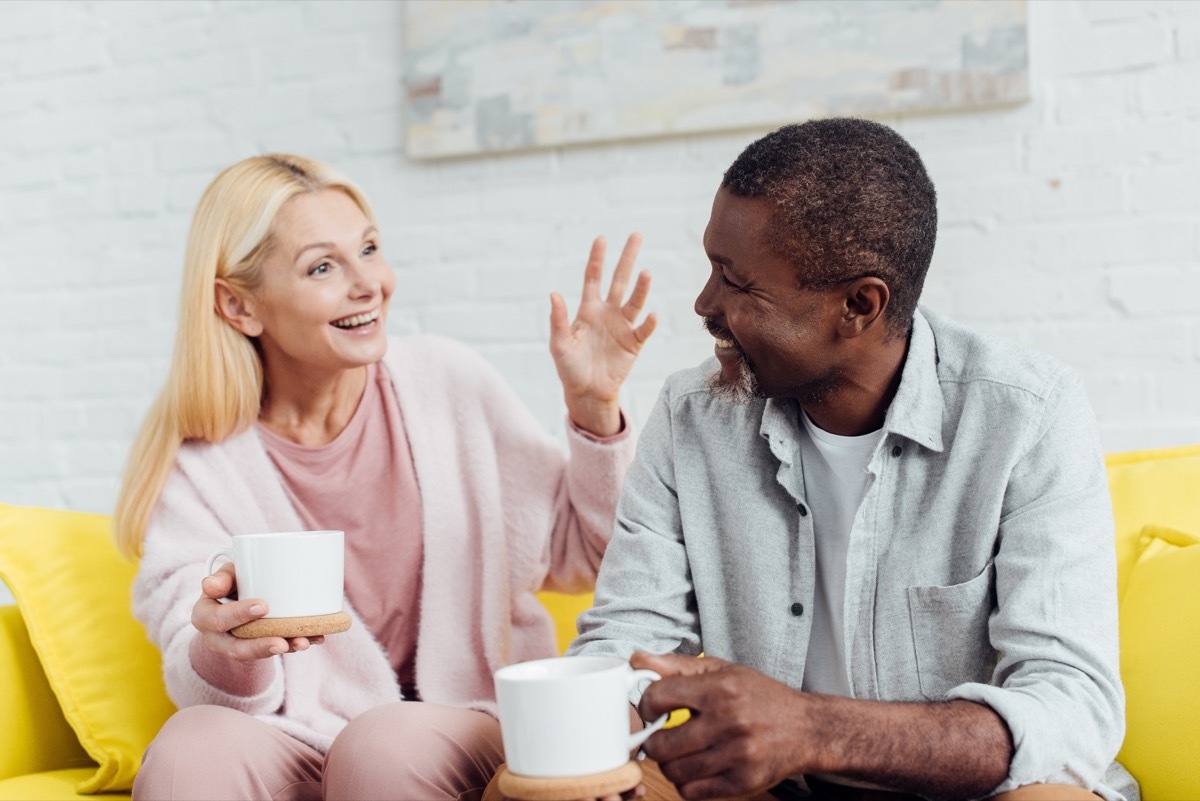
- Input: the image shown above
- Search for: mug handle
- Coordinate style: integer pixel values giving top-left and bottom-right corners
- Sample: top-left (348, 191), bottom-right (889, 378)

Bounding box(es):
top-left (626, 668), bottom-right (669, 751)
top-left (204, 548), bottom-right (235, 605)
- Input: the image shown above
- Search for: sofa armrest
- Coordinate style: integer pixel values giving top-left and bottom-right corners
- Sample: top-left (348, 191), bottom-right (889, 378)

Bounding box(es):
top-left (0, 604), bottom-right (92, 781)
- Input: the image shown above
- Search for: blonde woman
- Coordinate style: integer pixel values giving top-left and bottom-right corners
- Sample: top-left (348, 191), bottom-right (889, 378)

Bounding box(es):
top-left (116, 154), bottom-right (656, 801)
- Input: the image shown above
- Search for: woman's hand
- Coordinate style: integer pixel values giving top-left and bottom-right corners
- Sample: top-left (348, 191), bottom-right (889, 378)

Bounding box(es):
top-left (191, 563), bottom-right (324, 661)
top-left (550, 234), bottom-right (657, 437)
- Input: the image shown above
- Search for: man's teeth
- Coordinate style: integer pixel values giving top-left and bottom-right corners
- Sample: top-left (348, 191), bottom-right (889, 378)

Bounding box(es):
top-left (715, 337), bottom-right (735, 348)
top-left (332, 312), bottom-right (378, 328)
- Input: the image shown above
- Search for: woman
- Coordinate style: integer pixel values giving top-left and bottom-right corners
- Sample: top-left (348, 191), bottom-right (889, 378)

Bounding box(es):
top-left (115, 154), bottom-right (656, 801)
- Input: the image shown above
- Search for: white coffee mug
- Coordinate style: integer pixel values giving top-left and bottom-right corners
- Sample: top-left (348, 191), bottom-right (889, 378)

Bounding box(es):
top-left (494, 655), bottom-right (669, 778)
top-left (205, 530), bottom-right (344, 619)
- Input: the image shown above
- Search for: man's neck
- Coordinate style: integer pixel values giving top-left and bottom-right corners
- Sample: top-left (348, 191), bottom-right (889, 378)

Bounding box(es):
top-left (801, 336), bottom-right (909, 437)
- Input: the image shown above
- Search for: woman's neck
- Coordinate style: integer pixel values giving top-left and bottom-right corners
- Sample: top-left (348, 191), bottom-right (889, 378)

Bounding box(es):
top-left (258, 361), bottom-right (370, 447)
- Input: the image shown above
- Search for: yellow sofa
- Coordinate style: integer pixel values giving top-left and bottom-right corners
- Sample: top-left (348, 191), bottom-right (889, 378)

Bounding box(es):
top-left (2, 445), bottom-right (1198, 800)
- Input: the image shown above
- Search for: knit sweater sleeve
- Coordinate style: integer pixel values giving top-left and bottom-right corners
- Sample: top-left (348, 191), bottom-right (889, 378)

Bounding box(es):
top-left (132, 439), bottom-right (287, 715)
top-left (418, 336), bottom-right (637, 594)
top-left (542, 415), bottom-right (637, 592)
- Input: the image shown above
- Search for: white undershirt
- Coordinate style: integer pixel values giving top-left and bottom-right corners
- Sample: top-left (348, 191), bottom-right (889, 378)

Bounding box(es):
top-left (798, 410), bottom-right (883, 698)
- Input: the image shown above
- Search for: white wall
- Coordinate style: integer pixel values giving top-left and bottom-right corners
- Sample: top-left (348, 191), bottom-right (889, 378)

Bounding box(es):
top-left (2, 0), bottom-right (1199, 526)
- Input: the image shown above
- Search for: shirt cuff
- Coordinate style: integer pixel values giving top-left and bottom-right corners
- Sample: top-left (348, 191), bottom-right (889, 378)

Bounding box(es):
top-left (567, 410), bottom-right (630, 444)
top-left (946, 682), bottom-right (1123, 799)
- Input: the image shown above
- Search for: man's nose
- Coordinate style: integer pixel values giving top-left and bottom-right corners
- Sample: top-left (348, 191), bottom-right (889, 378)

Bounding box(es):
top-left (694, 271), bottom-right (720, 320)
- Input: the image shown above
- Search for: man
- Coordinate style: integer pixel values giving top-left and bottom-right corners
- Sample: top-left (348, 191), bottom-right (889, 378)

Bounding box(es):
top-left (566, 119), bottom-right (1134, 801)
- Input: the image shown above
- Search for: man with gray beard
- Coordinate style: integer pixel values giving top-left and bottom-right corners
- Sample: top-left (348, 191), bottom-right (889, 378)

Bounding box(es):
top-left (559, 119), bottom-right (1134, 801)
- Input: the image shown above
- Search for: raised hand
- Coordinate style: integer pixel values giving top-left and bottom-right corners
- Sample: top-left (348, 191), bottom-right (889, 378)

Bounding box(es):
top-left (550, 234), bottom-right (657, 437)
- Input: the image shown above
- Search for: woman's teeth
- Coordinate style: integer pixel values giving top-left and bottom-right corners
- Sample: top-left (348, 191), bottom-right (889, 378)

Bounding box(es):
top-left (332, 311), bottom-right (378, 328)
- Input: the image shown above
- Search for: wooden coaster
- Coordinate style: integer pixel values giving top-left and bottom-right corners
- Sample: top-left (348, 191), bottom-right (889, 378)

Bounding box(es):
top-left (496, 761), bottom-right (642, 801)
top-left (231, 611), bottom-right (352, 639)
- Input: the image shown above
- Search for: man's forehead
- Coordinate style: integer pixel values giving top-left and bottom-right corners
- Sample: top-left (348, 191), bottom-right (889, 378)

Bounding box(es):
top-left (706, 189), bottom-right (772, 255)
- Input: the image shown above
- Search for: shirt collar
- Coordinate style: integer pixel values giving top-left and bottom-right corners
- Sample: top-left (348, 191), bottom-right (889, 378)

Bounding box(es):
top-left (759, 396), bottom-right (799, 466)
top-left (757, 307), bottom-right (945, 457)
top-left (881, 307), bottom-right (945, 453)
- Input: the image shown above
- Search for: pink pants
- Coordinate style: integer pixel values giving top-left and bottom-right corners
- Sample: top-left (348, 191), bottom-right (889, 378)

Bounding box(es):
top-left (133, 702), bottom-right (504, 801)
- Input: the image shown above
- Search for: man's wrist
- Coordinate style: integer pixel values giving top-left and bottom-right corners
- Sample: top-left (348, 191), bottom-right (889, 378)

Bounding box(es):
top-left (791, 692), bottom-right (846, 776)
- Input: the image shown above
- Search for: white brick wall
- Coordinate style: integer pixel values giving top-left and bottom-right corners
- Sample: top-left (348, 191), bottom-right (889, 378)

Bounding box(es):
top-left (2, 0), bottom-right (1199, 528)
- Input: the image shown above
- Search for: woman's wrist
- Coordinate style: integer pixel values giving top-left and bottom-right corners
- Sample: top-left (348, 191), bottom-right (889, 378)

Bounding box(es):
top-left (189, 632), bottom-right (275, 696)
top-left (565, 395), bottom-right (622, 438)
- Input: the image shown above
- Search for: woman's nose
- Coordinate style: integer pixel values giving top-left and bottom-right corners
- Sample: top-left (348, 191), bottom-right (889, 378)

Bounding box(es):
top-left (347, 260), bottom-right (381, 298)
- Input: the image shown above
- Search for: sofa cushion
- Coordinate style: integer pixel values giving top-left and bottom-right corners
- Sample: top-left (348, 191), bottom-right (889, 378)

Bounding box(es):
top-left (535, 589), bottom-right (595, 654)
top-left (0, 768), bottom-right (124, 801)
top-left (0, 505), bottom-right (174, 794)
top-left (1105, 444), bottom-right (1200, 599)
top-left (1117, 524), bottom-right (1200, 800)
top-left (0, 604), bottom-right (91, 781)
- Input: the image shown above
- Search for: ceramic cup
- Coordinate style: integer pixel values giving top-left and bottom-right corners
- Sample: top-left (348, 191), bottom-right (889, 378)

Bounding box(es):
top-left (204, 530), bottom-right (344, 619)
top-left (494, 655), bottom-right (668, 778)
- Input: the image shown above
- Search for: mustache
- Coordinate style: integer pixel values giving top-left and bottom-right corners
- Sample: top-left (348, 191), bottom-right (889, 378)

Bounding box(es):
top-left (703, 317), bottom-right (753, 369)
top-left (702, 317), bottom-right (735, 342)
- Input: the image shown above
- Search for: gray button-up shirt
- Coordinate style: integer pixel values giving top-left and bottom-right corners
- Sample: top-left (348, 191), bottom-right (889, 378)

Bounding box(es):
top-left (570, 308), bottom-right (1133, 799)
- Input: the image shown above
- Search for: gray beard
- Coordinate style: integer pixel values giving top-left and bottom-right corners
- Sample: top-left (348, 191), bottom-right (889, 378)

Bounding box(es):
top-left (707, 354), bottom-right (842, 407)
top-left (706, 353), bottom-right (761, 405)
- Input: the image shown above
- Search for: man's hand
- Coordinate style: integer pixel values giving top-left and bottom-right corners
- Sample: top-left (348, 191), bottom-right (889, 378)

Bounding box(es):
top-left (631, 652), bottom-right (814, 801)
top-left (630, 652), bottom-right (1013, 801)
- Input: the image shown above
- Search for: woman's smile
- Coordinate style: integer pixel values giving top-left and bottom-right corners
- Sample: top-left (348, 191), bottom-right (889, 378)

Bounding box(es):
top-left (330, 309), bottom-right (382, 332)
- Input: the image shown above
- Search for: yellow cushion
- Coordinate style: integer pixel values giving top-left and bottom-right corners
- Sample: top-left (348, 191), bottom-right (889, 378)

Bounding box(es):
top-left (0, 768), bottom-right (126, 801)
top-left (1116, 524), bottom-right (1200, 800)
top-left (0, 605), bottom-right (92, 781)
top-left (1105, 444), bottom-right (1200, 599)
top-left (0, 505), bottom-right (175, 794)
top-left (535, 590), bottom-right (595, 654)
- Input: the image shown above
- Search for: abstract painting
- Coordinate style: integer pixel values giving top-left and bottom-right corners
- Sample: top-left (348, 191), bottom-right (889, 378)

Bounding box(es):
top-left (403, 0), bottom-right (1028, 159)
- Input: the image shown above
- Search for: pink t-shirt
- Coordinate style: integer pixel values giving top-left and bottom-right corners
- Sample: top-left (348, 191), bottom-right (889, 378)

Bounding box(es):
top-left (258, 362), bottom-right (424, 697)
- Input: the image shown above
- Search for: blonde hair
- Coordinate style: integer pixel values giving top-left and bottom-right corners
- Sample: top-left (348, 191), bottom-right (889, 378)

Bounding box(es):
top-left (113, 154), bottom-right (375, 559)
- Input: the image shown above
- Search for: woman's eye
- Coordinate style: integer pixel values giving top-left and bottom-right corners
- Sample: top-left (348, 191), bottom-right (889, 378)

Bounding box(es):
top-left (309, 261), bottom-right (332, 276)
top-left (362, 243), bottom-right (377, 257)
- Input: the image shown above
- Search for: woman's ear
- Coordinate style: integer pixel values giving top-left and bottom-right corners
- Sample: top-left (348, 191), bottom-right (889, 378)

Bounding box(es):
top-left (214, 279), bottom-right (264, 337)
top-left (838, 277), bottom-right (889, 339)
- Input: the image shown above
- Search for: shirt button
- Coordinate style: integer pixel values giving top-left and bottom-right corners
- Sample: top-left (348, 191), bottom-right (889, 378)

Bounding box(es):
top-left (891, 445), bottom-right (902, 457)
top-left (797, 503), bottom-right (808, 517)
top-left (790, 602), bottom-right (804, 616)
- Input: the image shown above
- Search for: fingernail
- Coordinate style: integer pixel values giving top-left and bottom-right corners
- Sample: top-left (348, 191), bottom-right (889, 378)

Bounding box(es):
top-left (269, 645), bottom-right (285, 655)
top-left (249, 604), bottom-right (264, 615)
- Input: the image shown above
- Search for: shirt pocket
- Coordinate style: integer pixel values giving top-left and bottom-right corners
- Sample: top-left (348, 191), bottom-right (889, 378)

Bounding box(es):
top-left (905, 560), bottom-right (997, 701)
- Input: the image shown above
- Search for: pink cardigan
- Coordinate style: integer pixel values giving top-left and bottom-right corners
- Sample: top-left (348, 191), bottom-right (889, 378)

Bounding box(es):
top-left (132, 335), bottom-right (636, 753)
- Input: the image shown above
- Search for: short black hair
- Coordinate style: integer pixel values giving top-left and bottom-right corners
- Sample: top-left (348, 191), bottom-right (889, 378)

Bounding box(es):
top-left (722, 118), bottom-right (937, 338)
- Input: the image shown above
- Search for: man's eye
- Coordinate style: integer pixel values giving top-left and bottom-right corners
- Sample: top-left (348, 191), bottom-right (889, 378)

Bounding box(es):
top-left (720, 272), bottom-right (743, 292)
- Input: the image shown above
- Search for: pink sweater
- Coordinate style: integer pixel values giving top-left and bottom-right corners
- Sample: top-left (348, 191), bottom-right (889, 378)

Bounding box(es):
top-left (132, 335), bottom-right (636, 754)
